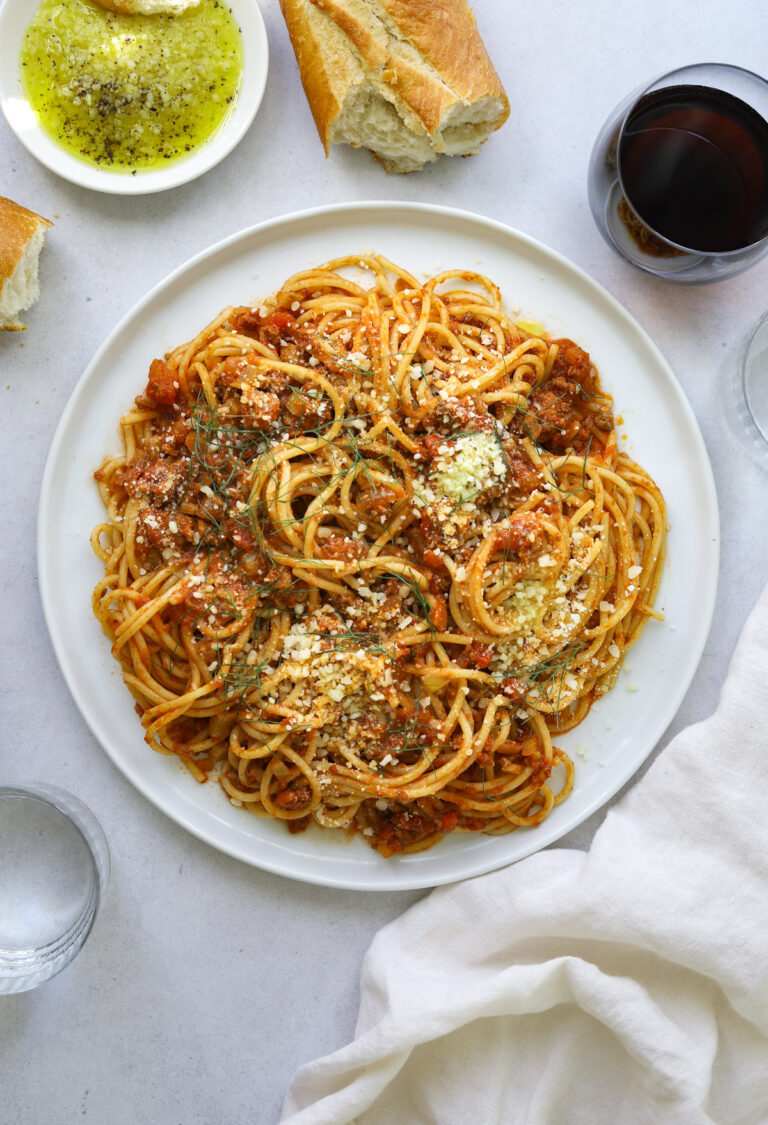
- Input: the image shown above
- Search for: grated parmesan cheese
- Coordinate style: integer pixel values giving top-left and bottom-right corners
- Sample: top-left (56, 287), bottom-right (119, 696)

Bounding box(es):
top-left (433, 432), bottom-right (506, 504)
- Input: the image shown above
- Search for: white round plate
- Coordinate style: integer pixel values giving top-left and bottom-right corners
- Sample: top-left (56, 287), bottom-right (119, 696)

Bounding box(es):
top-left (0, 0), bottom-right (268, 195)
top-left (38, 202), bottom-right (719, 890)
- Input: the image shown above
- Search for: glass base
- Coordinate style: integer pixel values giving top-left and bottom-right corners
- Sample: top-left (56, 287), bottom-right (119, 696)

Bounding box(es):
top-left (603, 183), bottom-right (705, 276)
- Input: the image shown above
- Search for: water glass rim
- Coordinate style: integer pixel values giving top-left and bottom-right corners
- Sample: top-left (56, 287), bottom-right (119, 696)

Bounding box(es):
top-left (742, 308), bottom-right (768, 422)
top-left (615, 61), bottom-right (768, 259)
top-left (0, 782), bottom-right (110, 892)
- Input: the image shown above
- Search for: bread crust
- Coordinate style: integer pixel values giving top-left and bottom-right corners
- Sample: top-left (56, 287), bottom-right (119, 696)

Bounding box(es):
top-left (0, 198), bottom-right (52, 289)
top-left (0, 198), bottom-right (52, 332)
top-left (280, 0), bottom-right (355, 153)
top-left (279, 0), bottom-right (509, 163)
top-left (379, 0), bottom-right (507, 108)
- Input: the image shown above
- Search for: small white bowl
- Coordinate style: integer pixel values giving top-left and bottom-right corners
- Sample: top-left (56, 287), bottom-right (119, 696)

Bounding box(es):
top-left (0, 0), bottom-right (269, 195)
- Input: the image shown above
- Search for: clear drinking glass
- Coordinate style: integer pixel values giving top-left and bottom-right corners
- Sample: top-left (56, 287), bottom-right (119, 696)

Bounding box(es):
top-left (588, 63), bottom-right (768, 283)
top-left (731, 311), bottom-right (768, 470)
top-left (0, 783), bottom-right (110, 994)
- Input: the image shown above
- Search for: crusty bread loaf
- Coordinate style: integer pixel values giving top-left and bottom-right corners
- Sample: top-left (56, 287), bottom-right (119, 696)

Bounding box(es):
top-left (0, 198), bottom-right (52, 332)
top-left (93, 0), bottom-right (200, 13)
top-left (279, 0), bottom-right (510, 173)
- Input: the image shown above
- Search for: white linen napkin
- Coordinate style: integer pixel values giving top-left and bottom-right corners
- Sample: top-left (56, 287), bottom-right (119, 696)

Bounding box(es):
top-left (281, 581), bottom-right (768, 1125)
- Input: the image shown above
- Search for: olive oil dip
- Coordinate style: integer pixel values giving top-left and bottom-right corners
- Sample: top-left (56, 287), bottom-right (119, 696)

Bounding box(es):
top-left (20, 0), bottom-right (243, 172)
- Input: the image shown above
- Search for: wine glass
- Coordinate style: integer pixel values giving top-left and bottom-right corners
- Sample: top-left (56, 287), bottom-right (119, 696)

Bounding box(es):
top-left (588, 63), bottom-right (768, 283)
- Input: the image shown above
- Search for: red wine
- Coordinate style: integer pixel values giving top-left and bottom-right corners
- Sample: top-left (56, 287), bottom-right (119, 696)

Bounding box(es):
top-left (618, 84), bottom-right (768, 253)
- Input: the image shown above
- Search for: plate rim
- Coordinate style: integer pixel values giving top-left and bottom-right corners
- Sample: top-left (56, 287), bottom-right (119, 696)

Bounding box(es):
top-left (37, 200), bottom-right (720, 890)
top-left (0, 0), bottom-right (269, 196)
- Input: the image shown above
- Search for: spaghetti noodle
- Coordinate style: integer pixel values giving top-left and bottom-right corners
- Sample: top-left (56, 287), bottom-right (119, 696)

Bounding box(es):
top-left (92, 254), bottom-right (666, 856)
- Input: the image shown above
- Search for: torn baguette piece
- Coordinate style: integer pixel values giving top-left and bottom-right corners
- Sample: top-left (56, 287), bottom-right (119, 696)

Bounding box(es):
top-left (92, 0), bottom-right (201, 14)
top-left (0, 198), bottom-right (53, 332)
top-left (279, 0), bottom-right (510, 173)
